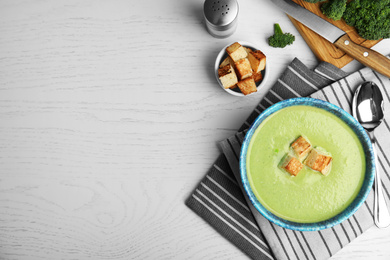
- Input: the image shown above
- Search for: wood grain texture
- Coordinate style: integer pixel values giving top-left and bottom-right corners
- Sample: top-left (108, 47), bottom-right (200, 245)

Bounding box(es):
top-left (0, 0), bottom-right (389, 259)
top-left (334, 34), bottom-right (390, 78)
top-left (289, 0), bottom-right (381, 68)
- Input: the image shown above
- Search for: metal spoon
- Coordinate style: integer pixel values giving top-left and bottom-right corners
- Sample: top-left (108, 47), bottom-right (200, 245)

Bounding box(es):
top-left (352, 81), bottom-right (390, 228)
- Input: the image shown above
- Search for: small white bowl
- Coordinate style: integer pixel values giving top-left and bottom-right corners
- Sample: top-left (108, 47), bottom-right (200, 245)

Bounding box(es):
top-left (215, 41), bottom-right (269, 97)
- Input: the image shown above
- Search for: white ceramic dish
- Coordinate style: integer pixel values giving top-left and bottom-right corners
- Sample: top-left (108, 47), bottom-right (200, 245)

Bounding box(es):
top-left (214, 41), bottom-right (269, 97)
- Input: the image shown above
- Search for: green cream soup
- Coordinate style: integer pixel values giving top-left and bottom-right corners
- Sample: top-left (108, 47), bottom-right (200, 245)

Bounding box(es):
top-left (247, 106), bottom-right (365, 223)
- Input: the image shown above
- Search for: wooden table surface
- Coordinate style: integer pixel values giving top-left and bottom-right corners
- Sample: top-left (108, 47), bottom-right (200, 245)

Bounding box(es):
top-left (1, 0), bottom-right (389, 259)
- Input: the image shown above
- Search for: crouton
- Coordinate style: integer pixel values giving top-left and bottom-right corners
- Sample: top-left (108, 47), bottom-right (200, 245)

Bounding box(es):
top-left (248, 50), bottom-right (266, 73)
top-left (253, 71), bottom-right (263, 83)
top-left (291, 136), bottom-right (312, 161)
top-left (280, 154), bottom-right (304, 176)
top-left (237, 77), bottom-right (257, 95)
top-left (218, 64), bottom-right (238, 89)
top-left (304, 148), bottom-right (332, 175)
top-left (226, 42), bottom-right (248, 62)
top-left (219, 56), bottom-right (234, 68)
top-left (235, 58), bottom-right (253, 80)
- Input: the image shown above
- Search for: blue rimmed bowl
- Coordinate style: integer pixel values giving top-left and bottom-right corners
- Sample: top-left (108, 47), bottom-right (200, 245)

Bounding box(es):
top-left (240, 97), bottom-right (375, 231)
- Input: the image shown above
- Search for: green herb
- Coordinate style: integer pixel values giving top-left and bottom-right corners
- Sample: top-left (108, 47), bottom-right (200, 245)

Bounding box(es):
top-left (321, 0), bottom-right (347, 21)
top-left (268, 23), bottom-right (295, 48)
top-left (343, 0), bottom-right (390, 40)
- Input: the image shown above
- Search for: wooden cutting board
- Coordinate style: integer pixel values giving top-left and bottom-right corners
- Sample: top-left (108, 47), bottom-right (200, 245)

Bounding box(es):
top-left (289, 0), bottom-right (381, 68)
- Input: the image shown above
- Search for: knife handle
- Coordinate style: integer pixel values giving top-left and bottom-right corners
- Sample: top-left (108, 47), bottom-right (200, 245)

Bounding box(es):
top-left (334, 34), bottom-right (390, 78)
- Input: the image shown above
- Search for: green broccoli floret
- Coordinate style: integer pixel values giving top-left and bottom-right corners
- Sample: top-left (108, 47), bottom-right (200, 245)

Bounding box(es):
top-left (268, 23), bottom-right (295, 48)
top-left (321, 0), bottom-right (347, 21)
top-left (343, 0), bottom-right (390, 40)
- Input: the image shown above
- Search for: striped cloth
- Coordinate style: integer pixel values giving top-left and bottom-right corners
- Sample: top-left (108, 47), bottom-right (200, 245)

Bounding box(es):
top-left (186, 58), bottom-right (390, 260)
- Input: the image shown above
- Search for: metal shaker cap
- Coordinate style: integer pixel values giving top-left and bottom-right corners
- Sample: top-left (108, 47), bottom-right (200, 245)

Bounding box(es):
top-left (203, 0), bottom-right (239, 38)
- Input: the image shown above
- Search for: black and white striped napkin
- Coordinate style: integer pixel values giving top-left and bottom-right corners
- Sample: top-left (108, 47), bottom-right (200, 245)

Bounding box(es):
top-left (186, 58), bottom-right (390, 260)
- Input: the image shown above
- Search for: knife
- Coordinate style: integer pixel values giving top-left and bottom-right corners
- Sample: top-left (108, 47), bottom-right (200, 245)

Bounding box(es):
top-left (272, 0), bottom-right (390, 78)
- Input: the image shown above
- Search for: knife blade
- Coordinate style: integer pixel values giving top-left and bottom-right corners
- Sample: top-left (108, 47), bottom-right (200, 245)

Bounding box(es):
top-left (272, 0), bottom-right (390, 78)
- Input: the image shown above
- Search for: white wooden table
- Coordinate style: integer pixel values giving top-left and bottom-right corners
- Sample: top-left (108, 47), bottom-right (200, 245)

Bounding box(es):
top-left (1, 0), bottom-right (389, 259)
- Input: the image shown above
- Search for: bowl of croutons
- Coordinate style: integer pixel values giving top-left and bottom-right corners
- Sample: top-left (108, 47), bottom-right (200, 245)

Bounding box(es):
top-left (215, 41), bottom-right (268, 96)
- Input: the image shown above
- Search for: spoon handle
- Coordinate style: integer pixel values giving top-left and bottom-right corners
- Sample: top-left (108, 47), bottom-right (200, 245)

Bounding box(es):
top-left (372, 140), bottom-right (390, 228)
